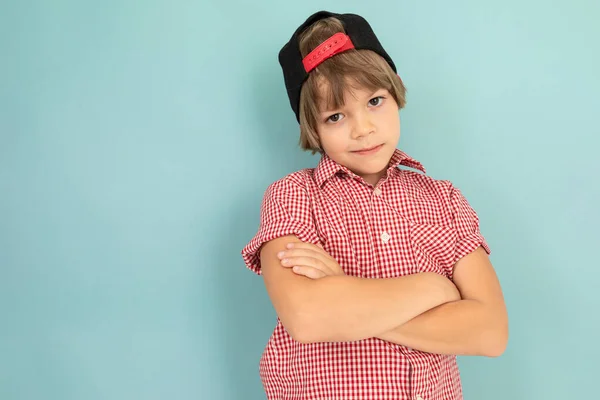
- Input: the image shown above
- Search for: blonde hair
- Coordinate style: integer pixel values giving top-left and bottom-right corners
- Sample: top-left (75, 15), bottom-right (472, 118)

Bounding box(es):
top-left (297, 17), bottom-right (407, 154)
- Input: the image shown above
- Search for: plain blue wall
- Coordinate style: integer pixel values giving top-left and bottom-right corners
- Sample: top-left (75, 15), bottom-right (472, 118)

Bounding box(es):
top-left (1, 1), bottom-right (599, 399)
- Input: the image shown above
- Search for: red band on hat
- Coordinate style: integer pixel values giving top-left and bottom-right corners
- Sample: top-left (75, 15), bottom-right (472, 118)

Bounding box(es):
top-left (302, 32), bottom-right (355, 73)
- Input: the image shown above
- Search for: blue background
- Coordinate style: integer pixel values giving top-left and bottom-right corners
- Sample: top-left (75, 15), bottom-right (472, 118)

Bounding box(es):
top-left (2, 1), bottom-right (599, 399)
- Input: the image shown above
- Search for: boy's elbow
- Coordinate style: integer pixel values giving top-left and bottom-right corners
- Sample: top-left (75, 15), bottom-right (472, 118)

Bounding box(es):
top-left (280, 302), bottom-right (328, 344)
top-left (289, 326), bottom-right (319, 344)
top-left (289, 318), bottom-right (354, 344)
top-left (480, 321), bottom-right (509, 357)
top-left (277, 278), bottom-right (351, 344)
top-left (284, 313), bottom-right (326, 344)
top-left (481, 336), bottom-right (507, 357)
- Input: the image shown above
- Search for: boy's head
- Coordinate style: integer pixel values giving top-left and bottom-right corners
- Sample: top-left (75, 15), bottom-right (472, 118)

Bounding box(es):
top-left (278, 11), bottom-right (406, 184)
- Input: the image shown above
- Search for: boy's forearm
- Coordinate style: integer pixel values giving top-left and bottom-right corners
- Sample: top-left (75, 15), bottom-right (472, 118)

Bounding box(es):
top-left (377, 299), bottom-right (508, 357)
top-left (296, 272), bottom-right (458, 343)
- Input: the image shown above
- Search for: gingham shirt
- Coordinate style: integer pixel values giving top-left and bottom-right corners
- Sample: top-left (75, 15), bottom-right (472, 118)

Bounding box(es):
top-left (242, 149), bottom-right (490, 400)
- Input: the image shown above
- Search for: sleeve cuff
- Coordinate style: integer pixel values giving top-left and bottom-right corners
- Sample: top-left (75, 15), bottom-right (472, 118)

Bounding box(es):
top-left (455, 232), bottom-right (491, 263)
top-left (241, 219), bottom-right (320, 275)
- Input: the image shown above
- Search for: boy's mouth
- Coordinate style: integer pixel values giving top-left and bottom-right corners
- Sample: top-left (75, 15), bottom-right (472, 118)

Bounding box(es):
top-left (351, 144), bottom-right (384, 155)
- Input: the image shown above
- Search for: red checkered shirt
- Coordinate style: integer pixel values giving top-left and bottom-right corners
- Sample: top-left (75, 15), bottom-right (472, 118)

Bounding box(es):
top-left (242, 149), bottom-right (490, 400)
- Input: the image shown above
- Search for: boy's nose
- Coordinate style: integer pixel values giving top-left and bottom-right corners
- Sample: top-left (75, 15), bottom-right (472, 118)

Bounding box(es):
top-left (351, 113), bottom-right (375, 140)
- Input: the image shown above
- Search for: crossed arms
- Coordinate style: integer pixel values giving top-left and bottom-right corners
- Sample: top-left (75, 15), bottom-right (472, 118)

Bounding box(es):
top-left (260, 235), bottom-right (508, 357)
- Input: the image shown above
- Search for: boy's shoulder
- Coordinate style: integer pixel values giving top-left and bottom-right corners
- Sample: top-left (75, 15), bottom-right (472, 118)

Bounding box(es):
top-left (269, 168), bottom-right (314, 188)
top-left (397, 168), bottom-right (454, 195)
top-left (265, 168), bottom-right (317, 194)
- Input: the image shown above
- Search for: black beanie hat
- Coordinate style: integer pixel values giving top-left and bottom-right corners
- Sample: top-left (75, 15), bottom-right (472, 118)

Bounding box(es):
top-left (278, 11), bottom-right (397, 123)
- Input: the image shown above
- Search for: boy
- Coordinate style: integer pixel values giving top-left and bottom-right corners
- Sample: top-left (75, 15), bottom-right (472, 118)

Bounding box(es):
top-left (242, 10), bottom-right (508, 400)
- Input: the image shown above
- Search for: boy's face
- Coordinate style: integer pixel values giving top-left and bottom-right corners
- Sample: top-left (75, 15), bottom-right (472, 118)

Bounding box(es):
top-left (316, 80), bottom-right (401, 187)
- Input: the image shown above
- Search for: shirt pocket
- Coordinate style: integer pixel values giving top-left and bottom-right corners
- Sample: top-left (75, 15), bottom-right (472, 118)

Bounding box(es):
top-left (409, 222), bottom-right (457, 278)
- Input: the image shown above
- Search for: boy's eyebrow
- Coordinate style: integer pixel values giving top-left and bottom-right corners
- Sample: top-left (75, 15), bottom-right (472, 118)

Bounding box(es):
top-left (319, 88), bottom-right (382, 114)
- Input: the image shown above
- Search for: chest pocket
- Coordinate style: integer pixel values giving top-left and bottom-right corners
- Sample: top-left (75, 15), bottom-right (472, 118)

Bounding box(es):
top-left (409, 222), bottom-right (457, 278)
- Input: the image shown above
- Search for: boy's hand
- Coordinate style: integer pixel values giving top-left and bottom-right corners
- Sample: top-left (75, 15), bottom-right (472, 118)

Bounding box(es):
top-left (277, 242), bottom-right (345, 279)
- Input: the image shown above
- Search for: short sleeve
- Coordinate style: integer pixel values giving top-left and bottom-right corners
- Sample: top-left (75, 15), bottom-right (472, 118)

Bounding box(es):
top-left (241, 177), bottom-right (320, 275)
top-left (450, 184), bottom-right (491, 263)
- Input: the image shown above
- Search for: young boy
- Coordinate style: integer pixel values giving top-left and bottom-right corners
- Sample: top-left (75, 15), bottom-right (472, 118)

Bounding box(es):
top-left (241, 10), bottom-right (508, 400)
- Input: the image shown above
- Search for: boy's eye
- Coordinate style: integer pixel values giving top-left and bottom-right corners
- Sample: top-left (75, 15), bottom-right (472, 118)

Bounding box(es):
top-left (369, 96), bottom-right (384, 106)
top-left (327, 113), bottom-right (342, 123)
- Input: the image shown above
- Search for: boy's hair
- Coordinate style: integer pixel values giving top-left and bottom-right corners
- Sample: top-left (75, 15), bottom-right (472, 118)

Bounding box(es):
top-left (297, 17), bottom-right (407, 153)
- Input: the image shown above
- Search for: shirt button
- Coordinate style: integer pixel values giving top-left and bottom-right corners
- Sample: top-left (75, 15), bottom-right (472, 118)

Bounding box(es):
top-left (381, 232), bottom-right (391, 244)
top-left (373, 187), bottom-right (382, 196)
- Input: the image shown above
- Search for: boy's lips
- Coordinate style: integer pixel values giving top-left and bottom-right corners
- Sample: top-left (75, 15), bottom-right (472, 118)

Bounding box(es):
top-left (352, 144), bottom-right (384, 155)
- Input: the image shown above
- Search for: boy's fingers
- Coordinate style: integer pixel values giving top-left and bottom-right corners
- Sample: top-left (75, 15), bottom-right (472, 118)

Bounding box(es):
top-left (279, 248), bottom-right (329, 264)
top-left (281, 256), bottom-right (335, 276)
top-left (291, 266), bottom-right (327, 279)
top-left (287, 242), bottom-right (333, 260)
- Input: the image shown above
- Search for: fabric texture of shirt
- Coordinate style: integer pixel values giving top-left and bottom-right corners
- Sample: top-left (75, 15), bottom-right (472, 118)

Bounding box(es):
top-left (241, 149), bottom-right (490, 400)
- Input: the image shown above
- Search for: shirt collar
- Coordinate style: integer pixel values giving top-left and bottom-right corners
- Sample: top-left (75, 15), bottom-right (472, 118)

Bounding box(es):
top-left (314, 148), bottom-right (426, 187)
